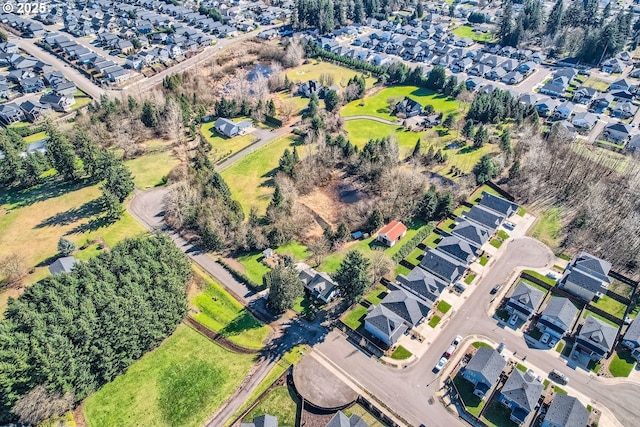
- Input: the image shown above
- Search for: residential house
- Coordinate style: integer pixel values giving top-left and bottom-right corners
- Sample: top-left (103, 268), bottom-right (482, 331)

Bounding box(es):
top-left (591, 93), bottom-right (614, 111)
top-left (574, 315), bottom-right (618, 361)
top-left (627, 134), bottom-right (640, 153)
top-left (20, 77), bottom-right (44, 93)
top-left (502, 71), bottom-right (523, 85)
top-left (463, 205), bottom-right (504, 233)
top-left (376, 220), bottom-right (408, 247)
top-left (542, 394), bottom-right (589, 427)
top-left (485, 67), bottom-right (507, 81)
top-left (535, 98), bottom-right (561, 117)
top-left (296, 262), bottom-right (338, 303)
top-left (516, 61), bottom-right (536, 74)
top-left (461, 347), bottom-right (506, 399)
top-left (396, 267), bottom-right (447, 307)
top-left (602, 57), bottom-right (624, 74)
top-left (364, 304), bottom-right (408, 346)
top-left (49, 256), bottom-right (77, 275)
top-left (436, 235), bottom-right (479, 264)
top-left (393, 97), bottom-right (422, 118)
top-left (298, 80), bottom-right (322, 98)
top-left (39, 93), bottom-right (74, 112)
top-left (52, 80), bottom-right (76, 97)
top-left (376, 286), bottom-right (431, 327)
top-left (506, 282), bottom-right (545, 322)
top-left (468, 63), bottom-right (492, 77)
top-left (572, 86), bottom-right (598, 105)
top-left (478, 192), bottom-right (519, 218)
top-left (20, 100), bottom-right (50, 122)
top-left (325, 411), bottom-right (369, 427)
top-left (610, 78), bottom-right (635, 92)
top-left (465, 77), bottom-right (484, 91)
top-left (240, 414), bottom-right (280, 427)
top-left (551, 101), bottom-right (576, 121)
top-left (451, 219), bottom-right (491, 248)
top-left (537, 296), bottom-right (579, 339)
top-left (126, 55), bottom-right (143, 70)
top-left (214, 118), bottom-right (253, 138)
top-left (497, 369), bottom-right (544, 426)
top-left (419, 248), bottom-right (467, 284)
top-left (0, 82), bottom-right (9, 99)
top-left (518, 93), bottom-right (538, 107)
top-left (603, 121), bottom-right (633, 143)
top-left (621, 316), bottom-right (640, 361)
top-left (571, 112), bottom-right (598, 131)
top-left (558, 252), bottom-right (612, 302)
top-left (611, 101), bottom-right (638, 119)
top-left (0, 102), bottom-right (25, 124)
top-left (451, 57), bottom-right (473, 73)
top-left (610, 90), bottom-right (634, 102)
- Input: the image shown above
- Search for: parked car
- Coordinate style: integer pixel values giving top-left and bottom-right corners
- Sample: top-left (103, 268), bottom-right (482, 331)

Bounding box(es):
top-left (549, 338), bottom-right (557, 348)
top-left (540, 332), bottom-right (550, 345)
top-left (434, 357), bottom-right (448, 372)
top-left (504, 221), bottom-right (515, 230)
top-left (453, 335), bottom-right (463, 346)
top-left (491, 284), bottom-right (501, 294)
top-left (549, 369), bottom-right (569, 384)
top-left (454, 282), bottom-right (467, 293)
top-left (508, 314), bottom-right (519, 326)
top-left (497, 342), bottom-right (505, 353)
top-left (445, 345), bottom-right (456, 358)
top-left (546, 271), bottom-right (558, 280)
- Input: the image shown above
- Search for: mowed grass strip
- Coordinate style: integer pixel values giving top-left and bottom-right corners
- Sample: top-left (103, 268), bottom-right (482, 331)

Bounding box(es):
top-left (220, 135), bottom-right (298, 215)
top-left (191, 266), bottom-right (270, 349)
top-left (245, 385), bottom-right (299, 426)
top-left (343, 119), bottom-right (424, 157)
top-left (286, 60), bottom-right (376, 89)
top-left (125, 150), bottom-right (180, 189)
top-left (84, 324), bottom-right (256, 427)
top-left (341, 86), bottom-right (461, 121)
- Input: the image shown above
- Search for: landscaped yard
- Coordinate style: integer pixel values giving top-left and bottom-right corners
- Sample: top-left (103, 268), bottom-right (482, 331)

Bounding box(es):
top-left (342, 86), bottom-right (461, 122)
top-left (236, 252), bottom-right (271, 285)
top-left (437, 300), bottom-right (452, 314)
top-left (343, 304), bottom-right (368, 330)
top-left (390, 345), bottom-right (412, 360)
top-left (451, 25), bottom-right (496, 43)
top-left (428, 315), bottom-right (442, 328)
top-left (521, 270), bottom-right (556, 286)
top-left (200, 122), bottom-right (257, 160)
top-left (482, 399), bottom-right (518, 427)
top-left (437, 218), bottom-right (456, 232)
top-left (490, 238), bottom-right (503, 249)
top-left (530, 207), bottom-right (562, 248)
top-left (465, 273), bottom-right (477, 285)
top-left (220, 135), bottom-right (299, 214)
top-left (423, 231), bottom-right (441, 248)
top-left (286, 60), bottom-right (376, 89)
top-left (72, 89), bottom-right (92, 110)
top-left (406, 247), bottom-right (424, 265)
top-left (292, 294), bottom-right (316, 318)
top-left (245, 385), bottom-right (299, 426)
top-left (472, 342), bottom-right (493, 349)
top-left (520, 277), bottom-right (550, 293)
top-left (84, 324), bottom-right (256, 427)
top-left (582, 76), bottom-right (611, 92)
top-left (365, 283), bottom-right (388, 305)
top-left (467, 184), bottom-right (503, 204)
top-left (342, 404), bottom-right (387, 427)
top-left (609, 350), bottom-right (636, 377)
top-left (343, 119), bottom-right (428, 157)
top-left (582, 310), bottom-right (620, 327)
top-left (479, 255), bottom-right (489, 266)
top-left (191, 266), bottom-right (270, 349)
top-left (592, 295), bottom-right (627, 319)
top-left (276, 241), bottom-right (309, 261)
top-left (453, 375), bottom-right (486, 417)
top-left (497, 230), bottom-right (510, 240)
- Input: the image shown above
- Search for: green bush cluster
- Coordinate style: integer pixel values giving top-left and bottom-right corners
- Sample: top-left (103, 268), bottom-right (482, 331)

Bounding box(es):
top-left (391, 226), bottom-right (432, 263)
top-left (217, 258), bottom-right (264, 291)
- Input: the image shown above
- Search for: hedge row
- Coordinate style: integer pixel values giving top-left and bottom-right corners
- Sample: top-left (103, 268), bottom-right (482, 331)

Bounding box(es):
top-left (216, 257), bottom-right (264, 291)
top-left (392, 226), bottom-right (432, 263)
top-left (8, 125), bottom-right (45, 137)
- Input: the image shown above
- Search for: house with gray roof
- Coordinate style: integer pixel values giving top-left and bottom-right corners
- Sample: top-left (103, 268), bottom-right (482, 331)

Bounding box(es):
top-left (463, 204), bottom-right (504, 232)
top-left (537, 296), bottom-right (579, 339)
top-left (364, 304), bottom-right (408, 346)
top-left (542, 394), bottom-right (589, 427)
top-left (498, 369), bottom-right (544, 425)
top-left (478, 192), bottom-right (519, 218)
top-left (461, 347), bottom-right (506, 399)
top-left (558, 252), bottom-right (612, 302)
top-left (325, 411), bottom-right (369, 427)
top-left (451, 219), bottom-right (491, 247)
top-left (296, 263), bottom-right (338, 303)
top-left (241, 414), bottom-right (279, 427)
top-left (214, 118), bottom-right (253, 138)
top-left (574, 315), bottom-right (618, 361)
top-left (378, 286), bottom-right (431, 326)
top-left (622, 316), bottom-right (640, 361)
top-left (436, 235), bottom-right (479, 264)
top-left (49, 256), bottom-right (77, 275)
top-left (396, 267), bottom-right (447, 305)
top-left (506, 282), bottom-right (545, 321)
top-left (0, 102), bottom-right (25, 124)
top-left (419, 248), bottom-right (467, 284)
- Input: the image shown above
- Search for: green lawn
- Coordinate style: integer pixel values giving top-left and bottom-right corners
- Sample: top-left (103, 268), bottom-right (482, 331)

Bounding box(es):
top-left (23, 131), bottom-right (47, 144)
top-left (582, 310), bottom-right (620, 327)
top-left (521, 270), bottom-right (556, 286)
top-left (220, 135), bottom-right (298, 214)
top-left (125, 150), bottom-right (180, 189)
top-left (517, 207), bottom-right (526, 217)
top-left (465, 273), bottom-right (477, 285)
top-left (276, 241), bottom-right (309, 261)
top-left (406, 247), bottom-right (424, 265)
top-left (516, 363), bottom-right (527, 372)
top-left (71, 89), bottom-right (92, 110)
top-left (342, 404), bottom-right (387, 427)
top-left (609, 350), bottom-right (636, 377)
top-left (451, 25), bottom-right (496, 42)
top-left (610, 280), bottom-right (634, 299)
top-left (438, 218), bottom-right (456, 232)
top-left (472, 342), bottom-right (493, 349)
top-left (390, 345), bottom-right (412, 360)
top-left (453, 375), bottom-right (486, 417)
top-left (429, 315), bottom-right (442, 328)
top-left (432, 143), bottom-right (501, 178)
top-left (245, 385), bottom-right (299, 427)
top-left (490, 238), bottom-right (503, 249)
top-left (342, 86), bottom-right (461, 122)
top-left (292, 294), bottom-right (316, 318)
top-left (191, 266), bottom-right (270, 349)
top-left (520, 278), bottom-right (550, 293)
top-left (423, 231), bottom-right (441, 248)
top-left (200, 122), bottom-right (257, 160)
top-left (482, 399), bottom-right (518, 427)
top-left (365, 283), bottom-right (388, 305)
top-left (395, 264), bottom-right (411, 277)
top-left (555, 341), bottom-right (565, 353)
top-left (236, 252), bottom-right (271, 285)
top-left (588, 359), bottom-right (601, 373)
top-left (553, 385), bottom-right (568, 395)
top-left (480, 255), bottom-right (489, 266)
top-left (582, 76), bottom-right (611, 92)
top-left (530, 208), bottom-right (562, 249)
top-left (343, 304), bottom-right (368, 330)
top-left (84, 325), bottom-right (256, 427)
top-left (344, 119), bottom-right (428, 157)
top-left (591, 295), bottom-right (627, 319)
top-left (467, 184), bottom-right (503, 204)
top-left (286, 60), bottom-right (376, 89)
top-left (497, 230), bottom-right (510, 240)
top-left (437, 300), bottom-right (452, 314)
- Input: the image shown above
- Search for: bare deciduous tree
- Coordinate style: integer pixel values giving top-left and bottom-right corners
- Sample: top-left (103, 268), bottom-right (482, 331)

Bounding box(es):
top-left (307, 236), bottom-right (331, 266)
top-left (369, 250), bottom-right (394, 284)
top-left (13, 385), bottom-right (75, 426)
top-left (0, 253), bottom-right (27, 288)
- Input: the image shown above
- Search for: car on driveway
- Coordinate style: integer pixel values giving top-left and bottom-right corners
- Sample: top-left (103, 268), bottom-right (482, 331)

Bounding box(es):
top-left (491, 284), bottom-right (501, 294)
top-left (434, 357), bottom-right (448, 372)
top-left (508, 314), bottom-right (519, 326)
top-left (540, 332), bottom-right (550, 345)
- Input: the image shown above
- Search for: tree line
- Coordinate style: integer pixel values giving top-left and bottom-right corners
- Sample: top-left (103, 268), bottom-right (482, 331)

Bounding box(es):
top-left (0, 234), bottom-right (192, 424)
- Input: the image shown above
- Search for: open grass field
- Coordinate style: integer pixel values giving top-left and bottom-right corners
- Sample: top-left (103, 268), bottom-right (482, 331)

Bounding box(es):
top-left (609, 350), bottom-right (636, 377)
top-left (341, 86), bottom-right (461, 121)
top-left (220, 135), bottom-right (299, 215)
top-left (432, 143), bottom-right (501, 178)
top-left (200, 122), bottom-right (258, 160)
top-left (451, 25), bottom-right (496, 42)
top-left (582, 76), bottom-right (611, 92)
top-left (286, 60), bottom-right (376, 89)
top-left (591, 295), bottom-right (627, 319)
top-left (530, 207), bottom-right (562, 248)
top-left (236, 251), bottom-right (271, 285)
top-left (343, 304), bottom-right (368, 330)
top-left (344, 119), bottom-right (426, 157)
top-left (22, 131), bottom-right (47, 144)
top-left (125, 147), bottom-right (180, 189)
top-left (245, 385), bottom-right (299, 426)
top-left (84, 324), bottom-right (256, 427)
top-left (191, 266), bottom-right (270, 349)
top-left (72, 89), bottom-right (93, 110)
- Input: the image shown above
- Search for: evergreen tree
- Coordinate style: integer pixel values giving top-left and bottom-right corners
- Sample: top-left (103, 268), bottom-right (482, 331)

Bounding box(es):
top-left (412, 138), bottom-right (422, 158)
top-left (46, 124), bottom-right (80, 181)
top-left (354, 0), bottom-right (364, 23)
top-left (500, 129), bottom-right (513, 156)
top-left (416, 2), bottom-right (424, 18)
top-left (443, 114), bottom-right (455, 129)
top-left (462, 119), bottom-right (475, 140)
top-left (57, 237), bottom-right (76, 256)
top-left (418, 190), bottom-right (438, 221)
top-left (324, 89), bottom-right (340, 112)
top-left (101, 163), bottom-right (134, 203)
top-left (267, 99), bottom-right (276, 117)
top-left (443, 75), bottom-right (458, 96)
top-left (335, 222), bottom-right (351, 243)
top-left (425, 66), bottom-right (447, 91)
top-left (435, 191), bottom-right (454, 219)
top-left (546, 0), bottom-right (564, 36)
top-left (279, 148), bottom-right (297, 177)
top-left (367, 209), bottom-right (384, 232)
top-left (499, 0), bottom-right (515, 43)
top-left (265, 265), bottom-right (303, 314)
top-left (333, 250), bottom-right (371, 304)
top-left (473, 155), bottom-right (500, 184)
top-left (473, 125), bottom-right (488, 148)
top-left (141, 101), bottom-right (158, 128)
